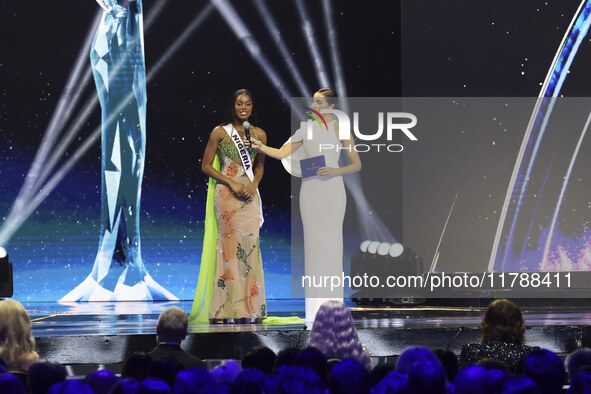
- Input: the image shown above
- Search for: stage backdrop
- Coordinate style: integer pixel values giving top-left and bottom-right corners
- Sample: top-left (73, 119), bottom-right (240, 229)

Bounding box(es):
top-left (0, 1), bottom-right (400, 301)
top-left (402, 1), bottom-right (591, 289)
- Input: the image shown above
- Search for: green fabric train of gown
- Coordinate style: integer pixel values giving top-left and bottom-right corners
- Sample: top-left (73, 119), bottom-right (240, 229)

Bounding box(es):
top-left (189, 127), bottom-right (304, 325)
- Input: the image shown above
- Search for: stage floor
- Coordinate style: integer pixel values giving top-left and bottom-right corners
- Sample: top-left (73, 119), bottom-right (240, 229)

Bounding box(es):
top-left (24, 299), bottom-right (591, 368)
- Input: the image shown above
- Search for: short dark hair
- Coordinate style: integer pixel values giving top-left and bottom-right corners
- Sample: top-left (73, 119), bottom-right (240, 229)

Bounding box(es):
top-left (121, 352), bottom-right (152, 382)
top-left (453, 365), bottom-right (496, 394)
top-left (327, 359), bottom-right (370, 394)
top-left (29, 361), bottom-right (67, 394)
top-left (241, 346), bottom-right (276, 375)
top-left (175, 368), bottom-right (214, 393)
top-left (500, 376), bottom-right (539, 393)
top-left (566, 348), bottom-right (591, 377)
top-left (294, 347), bottom-right (328, 381)
top-left (569, 372), bottom-right (591, 393)
top-left (523, 349), bottom-right (565, 394)
top-left (264, 366), bottom-right (325, 394)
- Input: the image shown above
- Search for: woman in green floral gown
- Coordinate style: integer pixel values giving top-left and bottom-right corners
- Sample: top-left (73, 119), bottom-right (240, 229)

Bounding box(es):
top-left (189, 89), bottom-right (267, 324)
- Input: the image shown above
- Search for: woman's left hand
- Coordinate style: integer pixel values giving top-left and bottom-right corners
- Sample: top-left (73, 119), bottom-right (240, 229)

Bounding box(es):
top-left (249, 138), bottom-right (262, 150)
top-left (240, 183), bottom-right (258, 200)
top-left (316, 166), bottom-right (340, 177)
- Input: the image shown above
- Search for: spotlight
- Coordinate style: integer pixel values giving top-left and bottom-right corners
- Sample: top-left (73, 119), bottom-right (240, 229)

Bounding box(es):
top-left (252, 0), bottom-right (309, 96)
top-left (294, 0), bottom-right (331, 87)
top-left (359, 240), bottom-right (371, 253)
top-left (389, 243), bottom-right (404, 258)
top-left (0, 247), bottom-right (14, 297)
top-left (367, 241), bottom-right (380, 254)
top-left (377, 242), bottom-right (391, 256)
top-left (350, 240), bottom-right (424, 306)
top-left (212, 0), bottom-right (294, 104)
top-left (0, 4), bottom-right (214, 246)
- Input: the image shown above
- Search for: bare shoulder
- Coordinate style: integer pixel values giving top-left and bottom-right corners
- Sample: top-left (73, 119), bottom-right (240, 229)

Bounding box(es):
top-left (210, 126), bottom-right (227, 140)
top-left (254, 126), bottom-right (267, 142)
top-left (254, 126), bottom-right (266, 137)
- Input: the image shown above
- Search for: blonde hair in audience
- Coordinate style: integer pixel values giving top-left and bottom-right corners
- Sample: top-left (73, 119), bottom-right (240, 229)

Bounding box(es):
top-left (0, 299), bottom-right (36, 368)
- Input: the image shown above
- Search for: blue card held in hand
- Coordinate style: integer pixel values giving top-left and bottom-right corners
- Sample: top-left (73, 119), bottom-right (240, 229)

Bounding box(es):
top-left (300, 155), bottom-right (326, 178)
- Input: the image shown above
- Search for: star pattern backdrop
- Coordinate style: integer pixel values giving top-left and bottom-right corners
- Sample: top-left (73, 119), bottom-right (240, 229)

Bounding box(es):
top-left (0, 0), bottom-right (400, 301)
top-left (402, 0), bottom-right (591, 276)
top-left (6, 1), bottom-right (587, 301)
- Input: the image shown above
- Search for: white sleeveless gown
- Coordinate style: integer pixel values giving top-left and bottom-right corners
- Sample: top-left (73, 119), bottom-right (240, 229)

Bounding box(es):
top-left (284, 121), bottom-right (346, 322)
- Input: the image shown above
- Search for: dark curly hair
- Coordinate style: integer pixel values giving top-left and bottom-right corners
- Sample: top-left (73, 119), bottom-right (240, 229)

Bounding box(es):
top-left (481, 299), bottom-right (525, 343)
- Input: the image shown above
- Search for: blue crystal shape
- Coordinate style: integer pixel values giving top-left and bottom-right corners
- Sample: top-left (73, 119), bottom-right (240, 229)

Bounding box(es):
top-left (61, 0), bottom-right (177, 301)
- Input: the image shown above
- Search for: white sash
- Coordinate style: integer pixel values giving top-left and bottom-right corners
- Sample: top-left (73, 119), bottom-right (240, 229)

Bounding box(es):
top-left (222, 124), bottom-right (264, 227)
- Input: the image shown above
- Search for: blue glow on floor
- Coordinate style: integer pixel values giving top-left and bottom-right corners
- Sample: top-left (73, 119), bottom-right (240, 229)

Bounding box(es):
top-left (9, 230), bottom-right (292, 302)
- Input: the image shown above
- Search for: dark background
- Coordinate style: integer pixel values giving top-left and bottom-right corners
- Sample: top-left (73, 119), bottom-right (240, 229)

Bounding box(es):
top-left (0, 0), bottom-right (402, 235)
top-left (0, 1), bottom-right (401, 300)
top-left (401, 0), bottom-right (591, 274)
top-left (4, 0), bottom-right (590, 300)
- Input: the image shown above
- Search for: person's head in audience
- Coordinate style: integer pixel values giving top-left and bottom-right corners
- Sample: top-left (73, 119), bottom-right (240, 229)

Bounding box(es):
top-left (481, 299), bottom-right (525, 344)
top-left (307, 300), bottom-right (371, 370)
top-left (122, 352), bottom-right (153, 382)
top-left (273, 347), bottom-right (299, 372)
top-left (327, 359), bottom-right (370, 394)
top-left (215, 382), bottom-right (235, 394)
top-left (568, 371), bottom-right (591, 394)
top-left (0, 299), bottom-right (39, 370)
top-left (567, 348), bottom-right (591, 379)
top-left (0, 373), bottom-right (27, 394)
top-left (453, 365), bottom-right (496, 394)
top-left (294, 347), bottom-right (329, 381)
top-left (28, 361), bottom-right (67, 394)
top-left (48, 380), bottom-right (94, 394)
top-left (476, 358), bottom-right (511, 375)
top-left (476, 358), bottom-right (510, 392)
top-left (327, 358), bottom-right (341, 369)
top-left (501, 375), bottom-right (540, 394)
top-left (371, 370), bottom-right (408, 394)
top-left (140, 377), bottom-right (172, 393)
top-left (368, 363), bottom-right (394, 388)
top-left (211, 359), bottom-right (242, 384)
top-left (156, 306), bottom-right (188, 345)
top-left (264, 366), bottom-right (325, 394)
top-left (174, 367), bottom-right (214, 394)
top-left (85, 368), bottom-right (118, 394)
top-left (433, 348), bottom-right (459, 382)
top-left (241, 346), bottom-right (276, 375)
top-left (110, 377), bottom-right (141, 394)
top-left (147, 356), bottom-right (181, 390)
top-left (233, 368), bottom-right (266, 394)
top-left (395, 346), bottom-right (442, 375)
top-left (522, 349), bottom-right (565, 394)
top-left (407, 359), bottom-right (448, 394)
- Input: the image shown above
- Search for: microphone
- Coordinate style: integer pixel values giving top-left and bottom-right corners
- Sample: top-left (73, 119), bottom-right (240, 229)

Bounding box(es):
top-left (243, 121), bottom-right (251, 149)
top-left (446, 326), bottom-right (464, 351)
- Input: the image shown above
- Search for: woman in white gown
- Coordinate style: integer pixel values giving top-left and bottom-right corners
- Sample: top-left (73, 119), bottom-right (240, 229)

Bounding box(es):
top-left (249, 88), bottom-right (361, 322)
